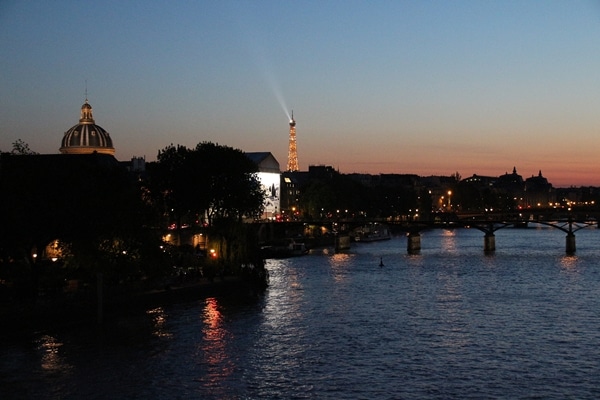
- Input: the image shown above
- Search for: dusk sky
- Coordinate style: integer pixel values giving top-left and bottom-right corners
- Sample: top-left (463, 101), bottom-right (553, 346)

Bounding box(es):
top-left (2, 1), bottom-right (600, 186)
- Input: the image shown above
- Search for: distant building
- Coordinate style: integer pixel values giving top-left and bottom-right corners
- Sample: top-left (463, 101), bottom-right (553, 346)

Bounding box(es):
top-left (459, 167), bottom-right (556, 210)
top-left (524, 170), bottom-right (555, 207)
top-left (128, 156), bottom-right (146, 172)
top-left (307, 165), bottom-right (337, 179)
top-left (59, 99), bottom-right (115, 155)
top-left (246, 152), bottom-right (281, 220)
top-left (495, 167), bottom-right (525, 207)
top-left (281, 165), bottom-right (344, 219)
top-left (281, 170), bottom-right (310, 219)
top-left (120, 156), bottom-right (147, 182)
top-left (557, 186), bottom-right (600, 206)
top-left (496, 167), bottom-right (524, 191)
top-left (462, 174), bottom-right (496, 187)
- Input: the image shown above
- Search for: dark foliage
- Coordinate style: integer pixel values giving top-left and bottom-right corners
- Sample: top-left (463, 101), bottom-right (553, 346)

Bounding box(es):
top-left (147, 142), bottom-right (264, 227)
top-left (0, 153), bottom-right (164, 298)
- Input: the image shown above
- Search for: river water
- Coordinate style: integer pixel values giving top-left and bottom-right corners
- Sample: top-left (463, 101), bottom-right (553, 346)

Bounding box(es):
top-left (3, 226), bottom-right (600, 399)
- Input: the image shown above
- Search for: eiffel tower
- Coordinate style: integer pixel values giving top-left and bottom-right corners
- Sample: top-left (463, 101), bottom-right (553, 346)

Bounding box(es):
top-left (286, 111), bottom-right (298, 171)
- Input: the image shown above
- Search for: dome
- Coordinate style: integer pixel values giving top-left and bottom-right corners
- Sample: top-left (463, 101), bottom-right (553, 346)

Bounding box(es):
top-left (59, 100), bottom-right (115, 155)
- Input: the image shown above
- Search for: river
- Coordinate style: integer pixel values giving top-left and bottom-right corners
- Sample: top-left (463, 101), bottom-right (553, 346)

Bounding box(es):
top-left (2, 225), bottom-right (600, 399)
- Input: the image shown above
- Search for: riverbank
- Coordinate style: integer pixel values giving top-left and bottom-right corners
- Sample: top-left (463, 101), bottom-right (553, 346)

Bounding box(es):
top-left (0, 276), bottom-right (263, 335)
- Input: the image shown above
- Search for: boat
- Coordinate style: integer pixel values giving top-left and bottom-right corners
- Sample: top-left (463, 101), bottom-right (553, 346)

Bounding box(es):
top-left (353, 224), bottom-right (391, 242)
top-left (260, 239), bottom-right (309, 259)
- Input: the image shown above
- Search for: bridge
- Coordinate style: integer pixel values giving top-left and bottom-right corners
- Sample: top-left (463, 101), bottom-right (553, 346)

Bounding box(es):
top-left (388, 215), bottom-right (595, 255)
top-left (256, 206), bottom-right (600, 255)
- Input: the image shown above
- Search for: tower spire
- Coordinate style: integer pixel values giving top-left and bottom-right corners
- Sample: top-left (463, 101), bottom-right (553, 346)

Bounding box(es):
top-left (79, 99), bottom-right (94, 124)
top-left (287, 111), bottom-right (298, 171)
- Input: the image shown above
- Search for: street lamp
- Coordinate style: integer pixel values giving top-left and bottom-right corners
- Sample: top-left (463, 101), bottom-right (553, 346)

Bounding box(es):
top-left (447, 190), bottom-right (452, 209)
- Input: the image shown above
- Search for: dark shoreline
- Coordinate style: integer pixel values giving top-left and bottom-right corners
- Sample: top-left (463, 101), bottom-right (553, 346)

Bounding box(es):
top-left (0, 276), bottom-right (263, 335)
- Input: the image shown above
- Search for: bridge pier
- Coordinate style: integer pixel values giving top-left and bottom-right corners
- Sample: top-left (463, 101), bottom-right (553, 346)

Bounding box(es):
top-left (484, 233), bottom-right (495, 253)
top-left (407, 232), bottom-right (421, 254)
top-left (566, 232), bottom-right (576, 255)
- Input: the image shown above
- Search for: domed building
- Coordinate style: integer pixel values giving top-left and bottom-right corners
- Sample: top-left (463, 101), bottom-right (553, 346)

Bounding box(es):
top-left (524, 170), bottom-right (555, 207)
top-left (59, 99), bottom-right (115, 155)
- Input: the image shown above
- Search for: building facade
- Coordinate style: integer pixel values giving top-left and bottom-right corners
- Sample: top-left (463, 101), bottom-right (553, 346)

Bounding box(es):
top-left (246, 152), bottom-right (281, 220)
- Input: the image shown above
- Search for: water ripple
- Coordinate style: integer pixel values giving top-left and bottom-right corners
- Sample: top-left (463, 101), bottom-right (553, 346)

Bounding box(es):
top-left (3, 229), bottom-right (600, 398)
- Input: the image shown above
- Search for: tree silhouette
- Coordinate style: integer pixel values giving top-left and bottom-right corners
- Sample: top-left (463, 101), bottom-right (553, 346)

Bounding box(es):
top-left (0, 153), bottom-right (162, 296)
top-left (148, 142), bottom-right (264, 227)
top-left (11, 139), bottom-right (38, 155)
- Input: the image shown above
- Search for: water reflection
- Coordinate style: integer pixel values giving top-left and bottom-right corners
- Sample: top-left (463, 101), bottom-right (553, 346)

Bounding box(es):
top-left (559, 255), bottom-right (583, 289)
top-left (440, 229), bottom-right (458, 254)
top-left (435, 270), bottom-right (471, 351)
top-left (6, 230), bottom-right (600, 399)
top-left (257, 259), bottom-right (307, 372)
top-left (146, 307), bottom-right (172, 338)
top-left (328, 252), bottom-right (352, 282)
top-left (263, 260), bottom-right (305, 328)
top-left (560, 255), bottom-right (579, 270)
top-left (36, 334), bottom-right (72, 373)
top-left (198, 297), bottom-right (234, 390)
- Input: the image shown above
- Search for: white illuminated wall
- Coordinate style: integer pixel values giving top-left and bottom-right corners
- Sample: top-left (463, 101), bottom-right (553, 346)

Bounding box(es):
top-left (258, 172), bottom-right (280, 219)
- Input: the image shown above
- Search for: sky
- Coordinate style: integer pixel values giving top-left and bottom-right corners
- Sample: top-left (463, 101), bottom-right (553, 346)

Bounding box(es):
top-left (1, 1), bottom-right (600, 187)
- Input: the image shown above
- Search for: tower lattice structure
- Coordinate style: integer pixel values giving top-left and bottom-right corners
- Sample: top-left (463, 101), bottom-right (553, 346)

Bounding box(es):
top-left (287, 112), bottom-right (298, 171)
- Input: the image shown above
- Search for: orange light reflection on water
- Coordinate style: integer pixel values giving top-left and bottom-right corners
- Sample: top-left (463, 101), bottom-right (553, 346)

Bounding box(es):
top-left (198, 297), bottom-right (234, 390)
top-left (36, 334), bottom-right (72, 373)
top-left (560, 255), bottom-right (579, 271)
top-left (440, 229), bottom-right (458, 254)
top-left (328, 252), bottom-right (352, 282)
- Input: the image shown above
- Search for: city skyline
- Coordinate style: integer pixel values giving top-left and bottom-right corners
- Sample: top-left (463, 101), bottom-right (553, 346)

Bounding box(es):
top-left (1, 1), bottom-right (600, 187)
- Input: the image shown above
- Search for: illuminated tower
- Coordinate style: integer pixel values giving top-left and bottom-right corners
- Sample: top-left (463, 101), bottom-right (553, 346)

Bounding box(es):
top-left (286, 111), bottom-right (299, 171)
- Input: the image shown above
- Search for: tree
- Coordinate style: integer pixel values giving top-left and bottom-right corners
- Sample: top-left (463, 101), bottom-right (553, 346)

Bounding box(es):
top-left (146, 142), bottom-right (268, 287)
top-left (0, 153), bottom-right (159, 296)
top-left (194, 142), bottom-right (264, 224)
top-left (299, 180), bottom-right (336, 219)
top-left (11, 139), bottom-right (38, 155)
top-left (148, 142), bottom-right (265, 228)
top-left (148, 144), bottom-right (198, 229)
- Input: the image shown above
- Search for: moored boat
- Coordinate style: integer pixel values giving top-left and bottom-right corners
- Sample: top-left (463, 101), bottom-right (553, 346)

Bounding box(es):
top-left (261, 239), bottom-right (308, 259)
top-left (353, 224), bottom-right (391, 242)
